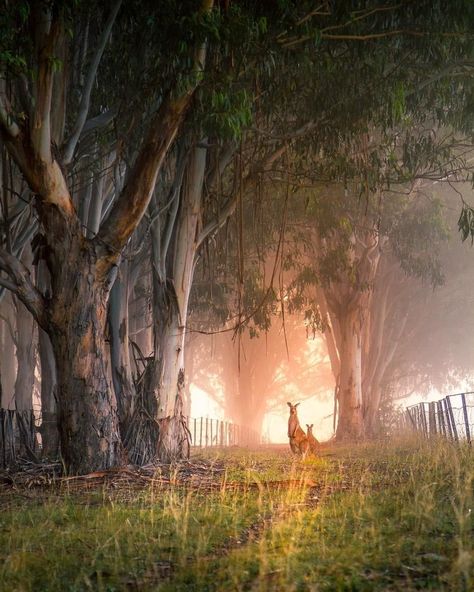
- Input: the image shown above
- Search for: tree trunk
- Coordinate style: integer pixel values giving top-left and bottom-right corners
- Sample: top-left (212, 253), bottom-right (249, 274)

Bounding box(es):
top-left (127, 144), bottom-right (206, 463)
top-left (38, 327), bottom-right (59, 456)
top-left (0, 294), bottom-right (16, 409)
top-left (335, 308), bottom-right (364, 440)
top-left (14, 247), bottom-right (36, 411)
top-left (43, 217), bottom-right (123, 473)
top-left (108, 259), bottom-right (135, 435)
top-left (154, 144), bottom-right (207, 461)
top-left (37, 261), bottom-right (59, 456)
top-left (49, 291), bottom-right (122, 473)
top-left (13, 298), bottom-right (36, 411)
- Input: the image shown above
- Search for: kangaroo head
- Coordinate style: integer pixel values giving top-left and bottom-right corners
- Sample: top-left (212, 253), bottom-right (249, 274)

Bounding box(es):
top-left (306, 424), bottom-right (313, 433)
top-left (287, 402), bottom-right (300, 415)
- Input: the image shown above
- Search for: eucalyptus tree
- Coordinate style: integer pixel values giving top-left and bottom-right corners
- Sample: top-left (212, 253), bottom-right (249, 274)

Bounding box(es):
top-left (367, 210), bottom-right (474, 423)
top-left (0, 0), bottom-right (323, 469)
top-left (0, 0), bottom-right (215, 473)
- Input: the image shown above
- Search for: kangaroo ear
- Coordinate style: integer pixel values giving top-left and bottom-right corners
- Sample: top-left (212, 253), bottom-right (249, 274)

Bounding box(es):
top-left (306, 424), bottom-right (309, 429)
top-left (295, 403), bottom-right (300, 408)
top-left (287, 402), bottom-right (292, 407)
top-left (310, 424), bottom-right (313, 428)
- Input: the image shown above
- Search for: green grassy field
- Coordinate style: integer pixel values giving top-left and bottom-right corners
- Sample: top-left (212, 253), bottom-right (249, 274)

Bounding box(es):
top-left (0, 437), bottom-right (473, 591)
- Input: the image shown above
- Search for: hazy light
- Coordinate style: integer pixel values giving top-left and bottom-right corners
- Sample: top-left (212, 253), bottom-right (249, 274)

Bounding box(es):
top-left (189, 383), bottom-right (225, 420)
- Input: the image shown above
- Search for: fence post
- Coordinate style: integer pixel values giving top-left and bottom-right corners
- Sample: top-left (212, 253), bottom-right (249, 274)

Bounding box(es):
top-left (416, 407), bottom-right (422, 432)
top-left (446, 396), bottom-right (458, 442)
top-left (442, 399), bottom-right (453, 440)
top-left (436, 401), bottom-right (446, 437)
top-left (428, 402), bottom-right (437, 436)
top-left (460, 393), bottom-right (471, 444)
top-left (420, 404), bottom-right (428, 438)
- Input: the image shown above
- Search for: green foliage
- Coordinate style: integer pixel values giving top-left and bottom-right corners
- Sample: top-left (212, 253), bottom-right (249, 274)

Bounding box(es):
top-left (202, 88), bottom-right (252, 140)
top-left (391, 197), bottom-right (449, 286)
top-left (0, 1), bottom-right (29, 73)
top-left (458, 203), bottom-right (474, 244)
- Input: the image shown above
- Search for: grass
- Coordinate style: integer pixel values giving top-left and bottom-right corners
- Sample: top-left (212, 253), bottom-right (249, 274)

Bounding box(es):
top-left (0, 436), bottom-right (473, 591)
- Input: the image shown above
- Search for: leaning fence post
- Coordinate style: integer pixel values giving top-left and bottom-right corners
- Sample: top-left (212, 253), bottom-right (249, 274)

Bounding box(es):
top-left (460, 392), bottom-right (471, 444)
top-left (437, 401), bottom-right (446, 437)
top-left (446, 396), bottom-right (458, 442)
top-left (420, 404), bottom-right (429, 438)
top-left (416, 406), bottom-right (422, 432)
top-left (443, 399), bottom-right (453, 440)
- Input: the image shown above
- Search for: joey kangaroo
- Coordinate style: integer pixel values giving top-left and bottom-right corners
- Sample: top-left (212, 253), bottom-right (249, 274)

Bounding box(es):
top-left (306, 424), bottom-right (319, 454)
top-left (287, 402), bottom-right (309, 458)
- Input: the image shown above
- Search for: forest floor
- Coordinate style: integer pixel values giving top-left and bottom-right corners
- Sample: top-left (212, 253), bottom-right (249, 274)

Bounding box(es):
top-left (0, 436), bottom-right (473, 591)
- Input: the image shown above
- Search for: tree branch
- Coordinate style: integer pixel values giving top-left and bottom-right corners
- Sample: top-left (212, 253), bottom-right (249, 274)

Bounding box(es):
top-left (30, 6), bottom-right (58, 162)
top-left (62, 0), bottom-right (122, 164)
top-left (96, 0), bottom-right (214, 263)
top-left (0, 248), bottom-right (48, 329)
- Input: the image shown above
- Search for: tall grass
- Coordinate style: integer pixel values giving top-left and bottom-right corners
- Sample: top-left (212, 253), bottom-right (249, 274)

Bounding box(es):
top-left (1, 437), bottom-right (472, 591)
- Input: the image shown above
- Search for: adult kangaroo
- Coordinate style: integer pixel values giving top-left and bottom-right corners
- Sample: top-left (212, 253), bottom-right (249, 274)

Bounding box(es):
top-left (287, 402), bottom-right (309, 458)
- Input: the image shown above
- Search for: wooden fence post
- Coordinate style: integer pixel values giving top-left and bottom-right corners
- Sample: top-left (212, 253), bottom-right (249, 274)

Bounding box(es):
top-left (460, 393), bottom-right (471, 444)
top-left (446, 397), bottom-right (458, 442)
top-left (420, 404), bottom-right (428, 438)
top-left (428, 402), bottom-right (437, 436)
top-left (437, 401), bottom-right (446, 437)
top-left (443, 399), bottom-right (453, 440)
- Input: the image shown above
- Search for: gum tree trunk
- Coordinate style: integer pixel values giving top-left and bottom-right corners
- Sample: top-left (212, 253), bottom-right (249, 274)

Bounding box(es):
top-left (0, 0), bottom-right (212, 473)
top-left (127, 143), bottom-right (207, 463)
top-left (14, 247), bottom-right (36, 412)
top-left (153, 145), bottom-right (207, 461)
top-left (44, 218), bottom-right (123, 473)
top-left (33, 201), bottom-right (122, 473)
top-left (37, 262), bottom-right (59, 456)
top-left (108, 259), bottom-right (134, 435)
top-left (0, 294), bottom-right (16, 409)
top-left (335, 308), bottom-right (364, 440)
top-left (38, 327), bottom-right (59, 456)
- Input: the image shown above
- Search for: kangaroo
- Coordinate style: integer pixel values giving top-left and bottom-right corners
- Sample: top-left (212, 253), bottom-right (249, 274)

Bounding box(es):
top-left (287, 402), bottom-right (309, 458)
top-left (306, 424), bottom-right (319, 454)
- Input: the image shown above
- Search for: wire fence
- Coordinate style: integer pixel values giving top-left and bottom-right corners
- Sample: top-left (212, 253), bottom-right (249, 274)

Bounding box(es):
top-left (188, 417), bottom-right (260, 448)
top-left (406, 392), bottom-right (473, 443)
top-left (0, 409), bottom-right (39, 468)
top-left (0, 409), bottom-right (261, 468)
